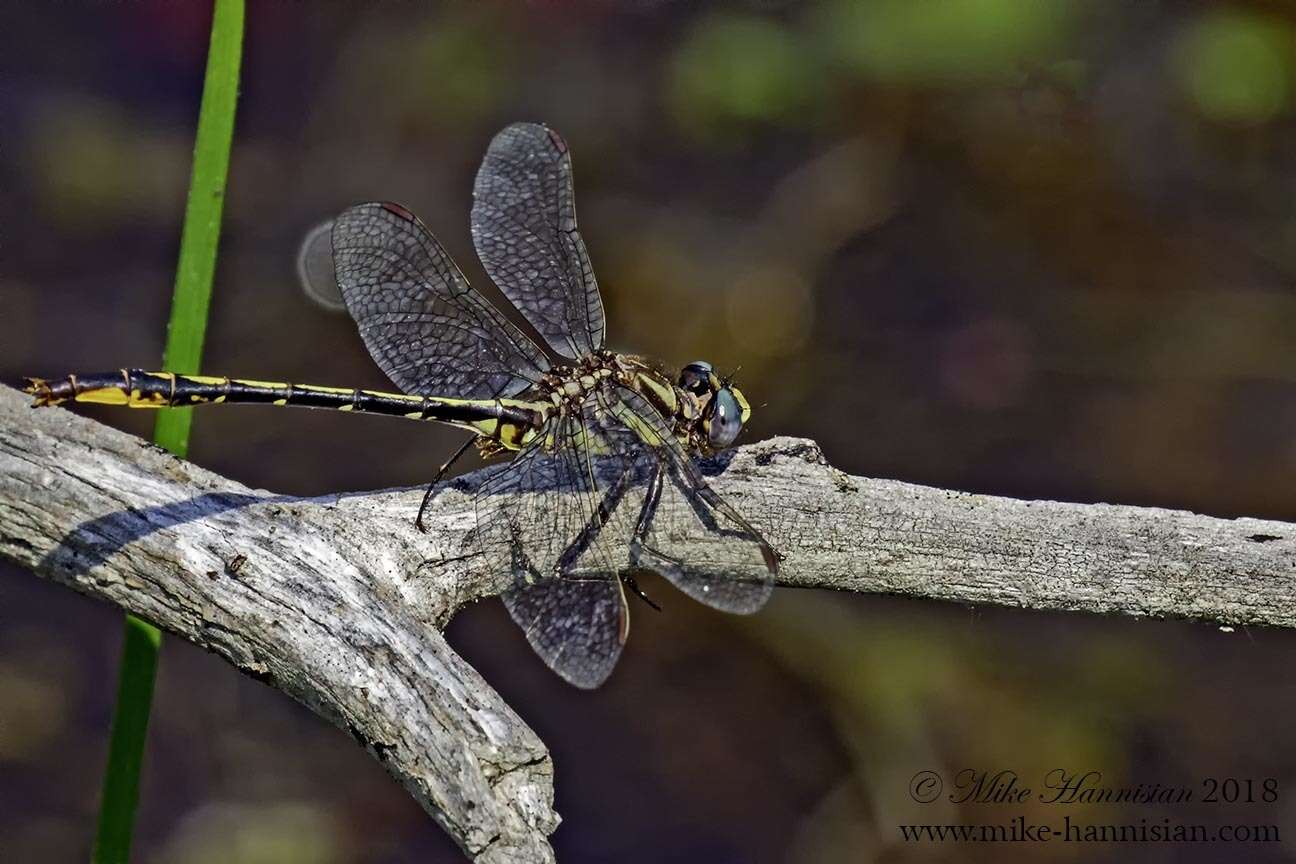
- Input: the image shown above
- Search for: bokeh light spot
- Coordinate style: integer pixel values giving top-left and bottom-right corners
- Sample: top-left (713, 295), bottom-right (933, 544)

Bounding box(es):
top-left (669, 15), bottom-right (818, 134)
top-left (820, 0), bottom-right (1076, 85)
top-left (1174, 10), bottom-right (1292, 125)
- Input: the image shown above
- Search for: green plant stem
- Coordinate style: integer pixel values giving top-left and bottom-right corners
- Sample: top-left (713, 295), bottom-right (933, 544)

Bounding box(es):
top-left (93, 1), bottom-right (244, 861)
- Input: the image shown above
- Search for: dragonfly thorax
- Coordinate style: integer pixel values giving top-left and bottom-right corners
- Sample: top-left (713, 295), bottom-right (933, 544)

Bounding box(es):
top-left (510, 351), bottom-right (751, 459)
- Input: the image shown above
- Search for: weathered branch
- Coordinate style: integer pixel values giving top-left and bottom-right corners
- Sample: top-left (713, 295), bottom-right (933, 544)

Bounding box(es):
top-left (4, 382), bottom-right (1296, 859)
top-left (0, 384), bottom-right (558, 864)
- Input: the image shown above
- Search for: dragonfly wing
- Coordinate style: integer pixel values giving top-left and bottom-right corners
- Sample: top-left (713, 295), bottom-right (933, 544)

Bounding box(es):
top-left (474, 408), bottom-right (640, 687)
top-left (471, 123), bottom-right (606, 360)
top-left (599, 386), bottom-right (776, 614)
top-left (501, 577), bottom-right (627, 689)
top-left (474, 384), bottom-right (774, 687)
top-left (644, 463), bottom-right (776, 614)
top-left (332, 202), bottom-right (551, 399)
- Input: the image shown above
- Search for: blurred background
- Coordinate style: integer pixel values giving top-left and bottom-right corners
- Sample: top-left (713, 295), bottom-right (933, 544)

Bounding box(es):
top-left (4, 0), bottom-right (1296, 861)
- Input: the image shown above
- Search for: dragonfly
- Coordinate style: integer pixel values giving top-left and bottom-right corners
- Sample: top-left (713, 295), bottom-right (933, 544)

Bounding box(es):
top-left (25, 122), bottom-right (778, 688)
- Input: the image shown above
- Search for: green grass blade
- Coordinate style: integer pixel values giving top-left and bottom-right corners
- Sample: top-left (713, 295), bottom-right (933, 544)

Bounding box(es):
top-left (93, 1), bottom-right (245, 862)
top-left (92, 616), bottom-right (162, 864)
top-left (152, 0), bottom-right (246, 460)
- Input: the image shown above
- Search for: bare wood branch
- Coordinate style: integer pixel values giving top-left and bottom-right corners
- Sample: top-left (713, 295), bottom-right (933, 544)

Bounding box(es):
top-left (4, 381), bottom-right (1296, 858)
top-left (0, 384), bottom-right (558, 864)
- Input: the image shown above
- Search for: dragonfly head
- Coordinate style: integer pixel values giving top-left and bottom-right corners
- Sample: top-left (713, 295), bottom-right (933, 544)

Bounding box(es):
top-left (679, 361), bottom-right (751, 451)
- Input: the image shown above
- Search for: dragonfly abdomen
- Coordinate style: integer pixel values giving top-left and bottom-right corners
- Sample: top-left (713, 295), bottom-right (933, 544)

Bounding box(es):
top-left (25, 369), bottom-right (542, 445)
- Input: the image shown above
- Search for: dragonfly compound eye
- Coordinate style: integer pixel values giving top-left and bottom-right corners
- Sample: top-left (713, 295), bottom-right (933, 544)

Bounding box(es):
top-left (679, 361), bottom-right (714, 396)
top-left (706, 387), bottom-right (744, 448)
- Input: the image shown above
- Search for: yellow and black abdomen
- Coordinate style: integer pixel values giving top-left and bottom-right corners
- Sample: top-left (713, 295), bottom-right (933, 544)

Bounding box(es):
top-left (28, 369), bottom-right (376, 410)
top-left (24, 369), bottom-right (543, 449)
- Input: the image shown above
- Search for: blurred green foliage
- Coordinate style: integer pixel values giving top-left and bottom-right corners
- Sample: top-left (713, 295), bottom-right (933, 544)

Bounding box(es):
top-left (403, 17), bottom-right (515, 126)
top-left (670, 15), bottom-right (820, 132)
top-left (1174, 9), bottom-right (1293, 124)
top-left (155, 802), bottom-right (344, 864)
top-left (28, 98), bottom-right (188, 229)
top-left (820, 0), bottom-right (1078, 84)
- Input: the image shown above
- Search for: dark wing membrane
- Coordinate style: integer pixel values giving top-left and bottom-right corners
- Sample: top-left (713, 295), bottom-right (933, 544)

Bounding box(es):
top-left (502, 577), bottom-right (627, 690)
top-left (471, 123), bottom-right (606, 360)
top-left (600, 387), bottom-right (776, 614)
top-left (332, 202), bottom-right (550, 399)
top-left (472, 384), bottom-right (774, 687)
top-left (473, 407), bottom-right (638, 688)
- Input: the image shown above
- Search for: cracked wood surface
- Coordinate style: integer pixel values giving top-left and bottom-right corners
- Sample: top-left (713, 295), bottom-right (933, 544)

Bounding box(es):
top-left (3, 383), bottom-right (1296, 860)
top-left (0, 384), bottom-right (557, 864)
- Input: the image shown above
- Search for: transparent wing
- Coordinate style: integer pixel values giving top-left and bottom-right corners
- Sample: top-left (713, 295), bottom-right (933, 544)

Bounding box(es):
top-left (296, 219), bottom-right (345, 311)
top-left (600, 387), bottom-right (776, 614)
top-left (332, 202), bottom-right (550, 399)
top-left (472, 384), bottom-right (775, 687)
top-left (471, 123), bottom-right (606, 360)
top-left (501, 576), bottom-right (627, 690)
top-left (473, 407), bottom-right (639, 688)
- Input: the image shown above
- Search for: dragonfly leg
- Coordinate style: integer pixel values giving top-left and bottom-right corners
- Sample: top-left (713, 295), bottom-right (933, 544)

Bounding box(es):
top-left (416, 434), bottom-right (478, 533)
top-left (621, 572), bottom-right (661, 612)
top-left (625, 460), bottom-right (683, 604)
top-left (627, 460), bottom-right (664, 563)
top-left (554, 467), bottom-right (635, 574)
top-left (672, 460), bottom-right (781, 575)
top-left (615, 461), bottom-right (665, 613)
